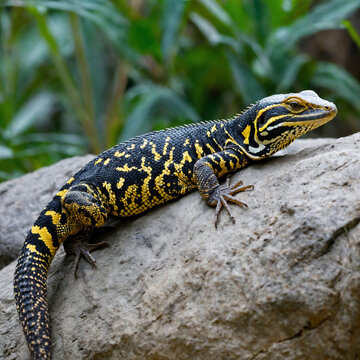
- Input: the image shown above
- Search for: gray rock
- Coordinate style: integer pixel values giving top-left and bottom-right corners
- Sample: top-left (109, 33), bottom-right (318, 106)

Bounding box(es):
top-left (0, 155), bottom-right (95, 269)
top-left (1, 134), bottom-right (360, 360)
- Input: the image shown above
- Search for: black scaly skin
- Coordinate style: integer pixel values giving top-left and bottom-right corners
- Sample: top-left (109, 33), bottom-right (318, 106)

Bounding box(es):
top-left (14, 90), bottom-right (337, 359)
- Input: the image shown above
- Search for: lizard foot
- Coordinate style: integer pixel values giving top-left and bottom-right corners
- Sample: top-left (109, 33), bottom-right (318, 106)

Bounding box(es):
top-left (207, 177), bottom-right (254, 228)
top-left (63, 234), bottom-right (108, 277)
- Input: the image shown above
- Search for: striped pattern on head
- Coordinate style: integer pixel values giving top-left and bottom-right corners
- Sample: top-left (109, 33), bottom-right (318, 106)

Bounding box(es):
top-left (237, 90), bottom-right (337, 159)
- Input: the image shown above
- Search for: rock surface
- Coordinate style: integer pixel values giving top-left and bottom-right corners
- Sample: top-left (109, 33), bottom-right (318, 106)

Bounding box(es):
top-left (1, 134), bottom-right (360, 360)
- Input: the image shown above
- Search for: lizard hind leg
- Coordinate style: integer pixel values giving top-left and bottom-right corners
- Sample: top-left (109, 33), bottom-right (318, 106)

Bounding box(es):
top-left (60, 183), bottom-right (109, 276)
top-left (61, 183), bottom-right (109, 230)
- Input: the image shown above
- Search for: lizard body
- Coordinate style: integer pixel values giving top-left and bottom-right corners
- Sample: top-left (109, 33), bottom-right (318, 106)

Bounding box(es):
top-left (14, 90), bottom-right (337, 359)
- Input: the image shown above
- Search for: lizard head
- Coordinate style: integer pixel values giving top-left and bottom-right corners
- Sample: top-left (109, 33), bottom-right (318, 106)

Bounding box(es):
top-left (238, 90), bottom-right (337, 159)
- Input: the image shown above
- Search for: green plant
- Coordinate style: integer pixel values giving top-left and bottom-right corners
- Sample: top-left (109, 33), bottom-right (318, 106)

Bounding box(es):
top-left (0, 0), bottom-right (360, 181)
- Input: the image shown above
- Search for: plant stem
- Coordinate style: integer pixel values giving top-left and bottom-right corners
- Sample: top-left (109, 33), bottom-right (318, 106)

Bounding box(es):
top-left (342, 20), bottom-right (360, 50)
top-left (28, 6), bottom-right (101, 153)
top-left (69, 13), bottom-right (97, 144)
top-left (104, 62), bottom-right (128, 148)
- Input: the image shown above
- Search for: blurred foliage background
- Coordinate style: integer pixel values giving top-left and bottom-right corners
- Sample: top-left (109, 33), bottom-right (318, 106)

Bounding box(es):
top-left (1, 0), bottom-right (360, 182)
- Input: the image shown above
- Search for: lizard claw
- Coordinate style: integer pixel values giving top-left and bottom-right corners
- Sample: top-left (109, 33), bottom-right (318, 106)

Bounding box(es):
top-left (64, 234), bottom-right (107, 277)
top-left (210, 177), bottom-right (254, 228)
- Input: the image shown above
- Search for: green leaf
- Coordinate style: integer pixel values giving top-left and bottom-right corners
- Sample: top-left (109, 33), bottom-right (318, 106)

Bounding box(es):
top-left (124, 83), bottom-right (160, 102)
top-left (161, 0), bottom-right (186, 62)
top-left (197, 0), bottom-right (233, 28)
top-left (128, 17), bottom-right (161, 58)
top-left (12, 133), bottom-right (86, 146)
top-left (270, 0), bottom-right (360, 49)
top-left (18, 26), bottom-right (48, 72)
top-left (227, 52), bottom-right (265, 104)
top-left (2, 0), bottom-right (127, 28)
top-left (0, 169), bottom-right (17, 181)
top-left (0, 144), bottom-right (14, 159)
top-left (249, 0), bottom-right (269, 43)
top-left (190, 12), bottom-right (239, 50)
top-left (120, 95), bottom-right (159, 142)
top-left (120, 85), bottom-right (200, 141)
top-left (276, 54), bottom-right (309, 92)
top-left (342, 20), bottom-right (360, 49)
top-left (17, 143), bottom-right (83, 157)
top-left (281, 0), bottom-right (293, 12)
top-left (312, 62), bottom-right (360, 113)
top-left (3, 0), bottom-right (131, 60)
top-left (6, 92), bottom-right (55, 137)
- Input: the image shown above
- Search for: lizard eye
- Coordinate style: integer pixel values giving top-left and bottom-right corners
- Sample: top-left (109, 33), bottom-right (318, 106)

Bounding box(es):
top-left (288, 101), bottom-right (304, 112)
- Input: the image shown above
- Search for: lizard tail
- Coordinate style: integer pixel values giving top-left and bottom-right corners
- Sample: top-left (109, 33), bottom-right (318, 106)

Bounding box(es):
top-left (14, 196), bottom-right (63, 360)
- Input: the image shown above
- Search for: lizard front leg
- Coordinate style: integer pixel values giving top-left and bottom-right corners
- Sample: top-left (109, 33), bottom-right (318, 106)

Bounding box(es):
top-left (193, 148), bottom-right (253, 228)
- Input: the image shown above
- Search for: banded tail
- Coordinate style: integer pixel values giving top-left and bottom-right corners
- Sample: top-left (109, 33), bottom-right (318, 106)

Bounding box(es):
top-left (14, 193), bottom-right (65, 359)
top-left (14, 177), bottom-right (109, 359)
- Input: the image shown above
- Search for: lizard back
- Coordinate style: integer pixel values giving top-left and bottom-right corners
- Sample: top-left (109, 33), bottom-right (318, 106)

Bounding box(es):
top-left (68, 119), bottom-right (233, 217)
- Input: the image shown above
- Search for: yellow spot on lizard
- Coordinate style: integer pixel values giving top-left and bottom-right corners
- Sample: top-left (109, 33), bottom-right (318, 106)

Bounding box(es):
top-left (218, 156), bottom-right (229, 177)
top-left (163, 137), bottom-right (171, 155)
top-left (140, 156), bottom-right (153, 205)
top-left (102, 182), bottom-right (118, 212)
top-left (56, 189), bottom-right (68, 198)
top-left (114, 151), bottom-right (125, 157)
top-left (31, 226), bottom-right (56, 257)
top-left (195, 141), bottom-right (204, 158)
top-left (151, 142), bottom-right (161, 161)
top-left (140, 139), bottom-right (148, 149)
top-left (116, 164), bottom-right (138, 172)
top-left (45, 211), bottom-right (61, 225)
top-left (26, 244), bottom-right (41, 256)
top-left (242, 125), bottom-right (251, 145)
top-left (206, 144), bottom-right (216, 153)
top-left (117, 177), bottom-right (125, 189)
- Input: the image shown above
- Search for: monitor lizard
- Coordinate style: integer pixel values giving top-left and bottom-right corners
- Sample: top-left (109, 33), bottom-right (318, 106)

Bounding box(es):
top-left (13, 90), bottom-right (337, 359)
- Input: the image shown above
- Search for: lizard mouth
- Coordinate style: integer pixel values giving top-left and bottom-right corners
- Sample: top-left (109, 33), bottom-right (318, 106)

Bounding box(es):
top-left (300, 106), bottom-right (337, 122)
top-left (281, 106), bottom-right (338, 128)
